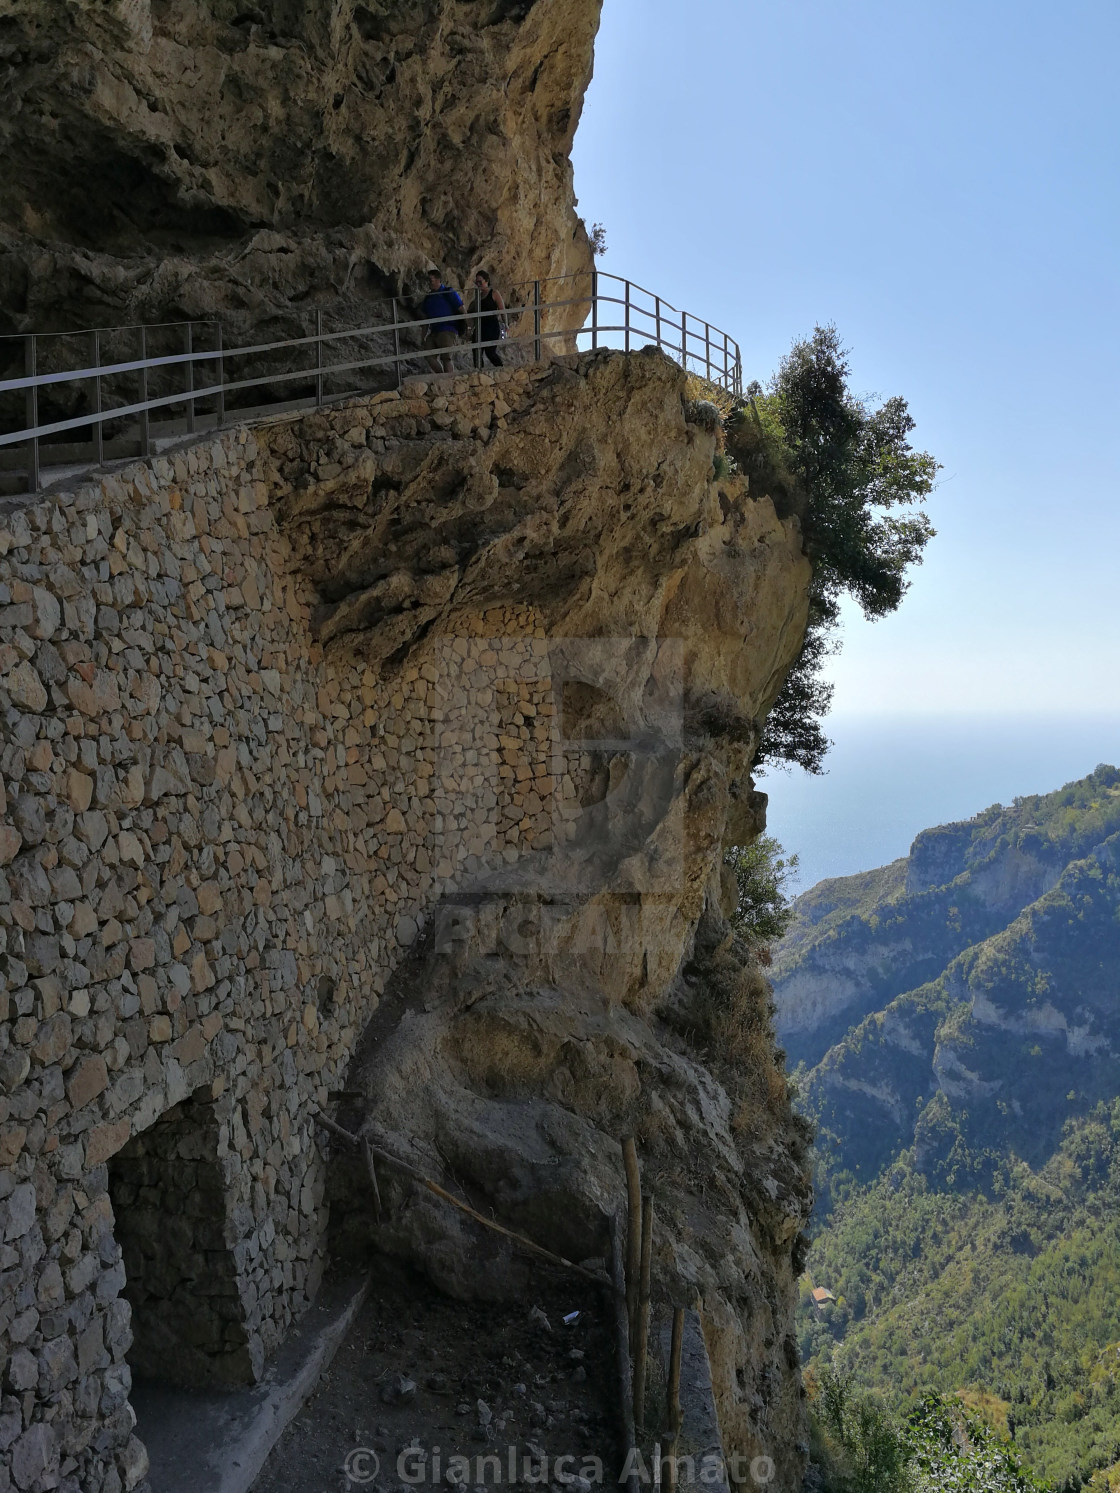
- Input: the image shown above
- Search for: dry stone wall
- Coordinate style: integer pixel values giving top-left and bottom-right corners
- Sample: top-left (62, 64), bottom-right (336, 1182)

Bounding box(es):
top-left (0, 364), bottom-right (599, 1493)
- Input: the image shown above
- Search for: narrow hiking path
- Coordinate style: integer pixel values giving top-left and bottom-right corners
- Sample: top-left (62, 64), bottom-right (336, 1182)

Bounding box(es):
top-left (252, 1260), bottom-right (621, 1493)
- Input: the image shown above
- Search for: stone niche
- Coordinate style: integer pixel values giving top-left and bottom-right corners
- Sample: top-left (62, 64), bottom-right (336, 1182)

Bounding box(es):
top-left (108, 1091), bottom-right (257, 1390)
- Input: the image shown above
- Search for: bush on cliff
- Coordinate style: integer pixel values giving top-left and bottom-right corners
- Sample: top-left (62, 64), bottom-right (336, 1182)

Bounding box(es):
top-left (724, 834), bottom-right (799, 946)
top-left (729, 325), bottom-right (939, 771)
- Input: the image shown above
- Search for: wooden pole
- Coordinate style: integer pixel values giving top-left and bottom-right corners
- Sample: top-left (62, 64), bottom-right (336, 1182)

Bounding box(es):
top-left (664, 1306), bottom-right (685, 1493)
top-left (611, 1213), bottom-right (641, 1493)
top-left (633, 1192), bottom-right (654, 1431)
top-left (312, 1110), bottom-right (606, 1284)
top-left (622, 1137), bottom-right (642, 1336)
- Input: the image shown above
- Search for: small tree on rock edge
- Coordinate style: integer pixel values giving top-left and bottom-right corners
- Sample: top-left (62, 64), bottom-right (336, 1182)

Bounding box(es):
top-left (729, 325), bottom-right (939, 772)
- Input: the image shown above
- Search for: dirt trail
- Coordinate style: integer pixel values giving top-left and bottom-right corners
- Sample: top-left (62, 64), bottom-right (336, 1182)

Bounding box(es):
top-left (253, 1261), bottom-right (622, 1493)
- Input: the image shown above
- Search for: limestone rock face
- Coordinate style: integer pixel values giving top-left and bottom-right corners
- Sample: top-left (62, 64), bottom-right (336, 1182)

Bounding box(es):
top-left (0, 0), bottom-right (601, 334)
top-left (293, 350), bottom-right (816, 1488)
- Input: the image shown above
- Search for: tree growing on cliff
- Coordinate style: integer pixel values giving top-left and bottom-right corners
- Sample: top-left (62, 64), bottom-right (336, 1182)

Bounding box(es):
top-left (725, 835), bottom-right (800, 946)
top-left (729, 325), bottom-right (939, 771)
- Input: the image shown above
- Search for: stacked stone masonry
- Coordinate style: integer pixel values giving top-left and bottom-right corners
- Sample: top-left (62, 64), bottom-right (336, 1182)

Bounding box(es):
top-left (0, 363), bottom-right (606, 1493)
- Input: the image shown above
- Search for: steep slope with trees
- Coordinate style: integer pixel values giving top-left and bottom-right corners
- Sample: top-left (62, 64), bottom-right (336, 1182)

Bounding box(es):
top-left (781, 767), bottom-right (1120, 1489)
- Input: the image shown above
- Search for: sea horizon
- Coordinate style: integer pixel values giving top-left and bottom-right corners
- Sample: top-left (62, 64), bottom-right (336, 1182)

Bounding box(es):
top-left (760, 710), bottom-right (1120, 894)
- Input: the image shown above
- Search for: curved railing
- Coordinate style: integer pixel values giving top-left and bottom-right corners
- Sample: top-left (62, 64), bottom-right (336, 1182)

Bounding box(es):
top-left (0, 271), bottom-right (741, 494)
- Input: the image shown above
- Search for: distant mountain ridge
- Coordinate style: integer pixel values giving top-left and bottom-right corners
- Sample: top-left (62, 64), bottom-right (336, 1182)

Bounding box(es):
top-left (773, 764), bottom-right (1120, 1190)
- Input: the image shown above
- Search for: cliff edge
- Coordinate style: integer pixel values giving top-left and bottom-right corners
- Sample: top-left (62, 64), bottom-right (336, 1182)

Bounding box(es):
top-left (0, 352), bottom-right (816, 1492)
top-left (0, 5), bottom-right (821, 1488)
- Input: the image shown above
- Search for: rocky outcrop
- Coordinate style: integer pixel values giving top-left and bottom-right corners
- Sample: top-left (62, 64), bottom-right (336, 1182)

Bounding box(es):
top-left (287, 347), bottom-right (817, 1487)
top-left (1, 1), bottom-right (823, 1482)
top-left (771, 797), bottom-right (1085, 1072)
top-left (0, 0), bottom-right (601, 337)
top-left (0, 350), bottom-right (816, 1492)
top-left (775, 768), bottom-right (1120, 1189)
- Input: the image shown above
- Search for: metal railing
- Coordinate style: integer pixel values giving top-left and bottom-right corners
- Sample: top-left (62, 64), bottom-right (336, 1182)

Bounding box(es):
top-left (0, 271), bottom-right (742, 494)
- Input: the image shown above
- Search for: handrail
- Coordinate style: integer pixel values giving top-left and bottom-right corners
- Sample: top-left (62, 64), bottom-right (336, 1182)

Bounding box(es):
top-left (0, 270), bottom-right (742, 493)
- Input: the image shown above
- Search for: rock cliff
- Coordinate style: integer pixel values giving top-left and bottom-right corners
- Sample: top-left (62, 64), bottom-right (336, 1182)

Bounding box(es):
top-left (0, 350), bottom-right (817, 1492)
top-left (0, 0), bottom-right (600, 335)
top-left (0, 5), bottom-right (823, 1488)
top-left (773, 766), bottom-right (1120, 1189)
top-left (294, 349), bottom-right (818, 1484)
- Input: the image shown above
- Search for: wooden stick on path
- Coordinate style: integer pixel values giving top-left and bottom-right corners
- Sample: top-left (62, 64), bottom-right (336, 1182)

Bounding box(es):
top-left (622, 1137), bottom-right (642, 1337)
top-left (312, 1110), bottom-right (606, 1285)
top-left (362, 1135), bottom-right (382, 1220)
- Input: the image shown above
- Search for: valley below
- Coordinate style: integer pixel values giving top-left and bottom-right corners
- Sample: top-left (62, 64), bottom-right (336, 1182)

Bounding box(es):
top-left (775, 765), bottom-right (1120, 1490)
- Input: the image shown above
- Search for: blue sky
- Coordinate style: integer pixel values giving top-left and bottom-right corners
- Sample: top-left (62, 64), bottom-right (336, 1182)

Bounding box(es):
top-left (572, 0), bottom-right (1120, 878)
top-left (572, 0), bottom-right (1120, 717)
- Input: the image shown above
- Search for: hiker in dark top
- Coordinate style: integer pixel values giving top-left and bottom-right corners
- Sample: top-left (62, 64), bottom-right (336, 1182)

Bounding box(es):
top-left (422, 268), bottom-right (463, 373)
top-left (470, 270), bottom-right (506, 368)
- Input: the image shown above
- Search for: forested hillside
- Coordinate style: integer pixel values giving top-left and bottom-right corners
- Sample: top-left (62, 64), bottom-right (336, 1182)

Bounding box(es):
top-left (777, 767), bottom-right (1120, 1490)
top-left (801, 1102), bottom-right (1120, 1488)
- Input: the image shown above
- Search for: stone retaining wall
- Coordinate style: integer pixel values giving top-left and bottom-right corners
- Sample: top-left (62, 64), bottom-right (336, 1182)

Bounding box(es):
top-left (0, 363), bottom-right (591, 1493)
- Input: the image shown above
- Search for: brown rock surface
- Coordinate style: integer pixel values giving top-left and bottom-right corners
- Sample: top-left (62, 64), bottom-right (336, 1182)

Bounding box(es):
top-left (295, 350), bottom-right (816, 1487)
top-left (0, 0), bottom-right (601, 336)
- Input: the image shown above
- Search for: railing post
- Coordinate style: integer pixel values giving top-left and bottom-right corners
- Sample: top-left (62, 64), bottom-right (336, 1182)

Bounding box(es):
top-left (655, 296), bottom-right (661, 353)
top-left (316, 309), bottom-right (324, 406)
top-left (680, 310), bottom-right (687, 374)
top-left (138, 326), bottom-right (150, 457)
top-left (591, 269), bottom-right (599, 350)
top-left (475, 284), bottom-right (484, 370)
top-left (705, 321), bottom-right (711, 383)
top-left (533, 280), bottom-right (542, 361)
top-left (722, 332), bottom-right (729, 393)
top-left (90, 331), bottom-right (104, 468)
top-left (391, 297), bottom-right (402, 388)
top-left (24, 335), bottom-right (39, 494)
top-left (624, 280), bottom-right (631, 353)
top-left (215, 322), bottom-right (225, 427)
top-left (185, 323), bottom-right (196, 435)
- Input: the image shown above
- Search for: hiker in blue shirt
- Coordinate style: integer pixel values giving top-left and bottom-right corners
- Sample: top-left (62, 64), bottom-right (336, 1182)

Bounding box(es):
top-left (422, 268), bottom-right (463, 373)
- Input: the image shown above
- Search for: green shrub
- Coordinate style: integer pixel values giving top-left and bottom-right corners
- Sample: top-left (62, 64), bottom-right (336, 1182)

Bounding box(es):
top-left (808, 1367), bottom-right (913, 1493)
top-left (807, 1372), bottom-right (1046, 1493)
top-left (724, 835), bottom-right (799, 946)
top-left (727, 326), bottom-right (939, 772)
top-left (684, 396), bottom-right (724, 433)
